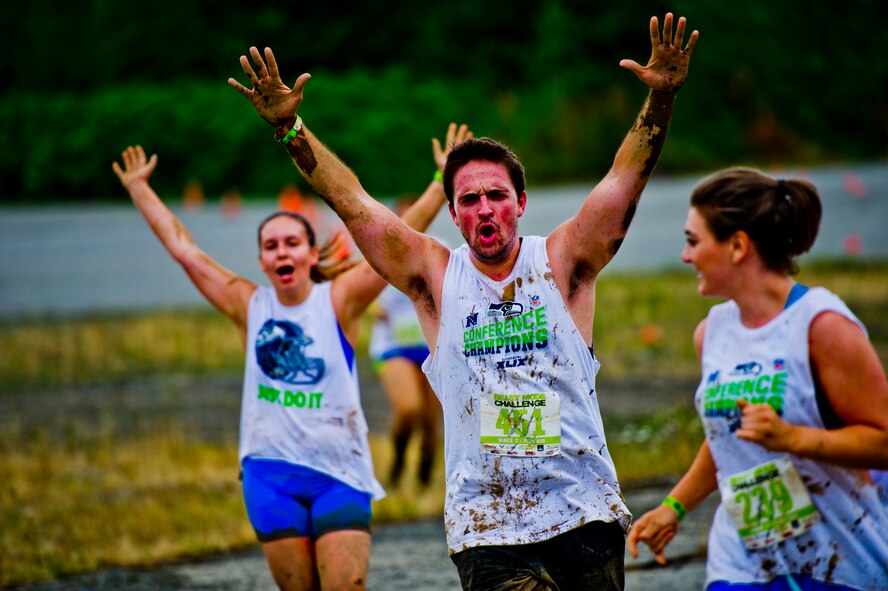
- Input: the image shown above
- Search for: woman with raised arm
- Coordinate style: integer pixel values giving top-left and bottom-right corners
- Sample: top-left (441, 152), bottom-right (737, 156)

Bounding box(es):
top-left (111, 122), bottom-right (470, 591)
top-left (627, 167), bottom-right (888, 590)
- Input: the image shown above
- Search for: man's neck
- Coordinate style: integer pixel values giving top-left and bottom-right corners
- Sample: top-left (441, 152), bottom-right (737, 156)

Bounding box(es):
top-left (469, 237), bottom-right (523, 281)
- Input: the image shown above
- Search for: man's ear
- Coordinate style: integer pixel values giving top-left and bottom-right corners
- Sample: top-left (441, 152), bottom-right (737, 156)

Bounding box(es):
top-left (449, 201), bottom-right (459, 227)
top-left (516, 192), bottom-right (527, 218)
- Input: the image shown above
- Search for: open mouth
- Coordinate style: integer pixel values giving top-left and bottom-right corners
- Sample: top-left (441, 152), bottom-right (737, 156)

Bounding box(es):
top-left (276, 265), bottom-right (295, 277)
top-left (479, 223), bottom-right (496, 242)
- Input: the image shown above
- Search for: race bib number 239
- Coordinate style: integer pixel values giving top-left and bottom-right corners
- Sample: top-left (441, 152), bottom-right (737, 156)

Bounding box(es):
top-left (720, 457), bottom-right (820, 550)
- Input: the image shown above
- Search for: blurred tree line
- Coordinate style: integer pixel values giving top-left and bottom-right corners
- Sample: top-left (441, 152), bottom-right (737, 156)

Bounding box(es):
top-left (1, 0), bottom-right (886, 203)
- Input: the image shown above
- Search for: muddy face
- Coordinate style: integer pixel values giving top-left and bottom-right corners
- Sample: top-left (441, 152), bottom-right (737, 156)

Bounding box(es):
top-left (450, 161), bottom-right (526, 267)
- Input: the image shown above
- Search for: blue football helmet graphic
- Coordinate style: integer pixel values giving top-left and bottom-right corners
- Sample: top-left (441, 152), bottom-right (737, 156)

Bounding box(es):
top-left (255, 319), bottom-right (326, 385)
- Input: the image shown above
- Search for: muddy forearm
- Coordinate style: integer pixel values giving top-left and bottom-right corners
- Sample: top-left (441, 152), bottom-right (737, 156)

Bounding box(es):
top-left (276, 123), bottom-right (369, 223)
top-left (275, 121), bottom-right (424, 285)
top-left (619, 89), bottom-right (676, 181)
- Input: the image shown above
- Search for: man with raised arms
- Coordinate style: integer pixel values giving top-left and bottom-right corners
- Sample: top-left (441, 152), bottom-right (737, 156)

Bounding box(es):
top-left (230, 12), bottom-right (696, 589)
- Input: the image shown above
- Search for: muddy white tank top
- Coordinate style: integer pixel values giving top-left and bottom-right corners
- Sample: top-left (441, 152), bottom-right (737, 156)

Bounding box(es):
top-left (698, 287), bottom-right (888, 589)
top-left (423, 236), bottom-right (629, 554)
top-left (240, 283), bottom-right (384, 500)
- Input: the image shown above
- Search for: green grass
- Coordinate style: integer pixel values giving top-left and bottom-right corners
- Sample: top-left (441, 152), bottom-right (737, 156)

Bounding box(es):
top-left (1, 262), bottom-right (886, 585)
top-left (0, 422), bottom-right (254, 584)
top-left (606, 405), bottom-right (705, 483)
top-left (0, 416), bottom-right (450, 585)
top-left (0, 308), bottom-right (243, 391)
top-left (594, 260), bottom-right (888, 377)
top-left (2, 261), bottom-right (885, 392)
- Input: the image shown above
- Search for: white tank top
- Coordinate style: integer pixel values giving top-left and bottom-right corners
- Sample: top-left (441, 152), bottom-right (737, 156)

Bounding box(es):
top-left (698, 287), bottom-right (888, 589)
top-left (240, 284), bottom-right (384, 500)
top-left (423, 236), bottom-right (630, 554)
top-left (368, 284), bottom-right (427, 359)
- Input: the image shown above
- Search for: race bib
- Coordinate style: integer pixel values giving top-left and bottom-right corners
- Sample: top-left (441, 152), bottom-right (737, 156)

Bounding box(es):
top-left (720, 457), bottom-right (821, 550)
top-left (479, 392), bottom-right (560, 456)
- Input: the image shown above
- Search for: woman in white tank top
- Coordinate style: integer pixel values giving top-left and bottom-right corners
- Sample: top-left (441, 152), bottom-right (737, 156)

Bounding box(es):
top-left (627, 167), bottom-right (888, 590)
top-left (111, 122), bottom-right (471, 590)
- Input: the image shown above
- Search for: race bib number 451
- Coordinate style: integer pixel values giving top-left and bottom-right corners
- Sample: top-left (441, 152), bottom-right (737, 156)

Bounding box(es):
top-left (480, 392), bottom-right (560, 456)
top-left (720, 457), bottom-right (820, 550)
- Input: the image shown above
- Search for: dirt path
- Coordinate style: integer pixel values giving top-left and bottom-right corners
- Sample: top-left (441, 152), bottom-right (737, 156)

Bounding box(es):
top-left (14, 481), bottom-right (717, 591)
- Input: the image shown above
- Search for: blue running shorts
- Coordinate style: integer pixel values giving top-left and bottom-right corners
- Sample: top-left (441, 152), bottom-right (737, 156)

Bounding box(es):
top-left (378, 345), bottom-right (430, 366)
top-left (241, 457), bottom-right (372, 542)
top-left (708, 575), bottom-right (859, 591)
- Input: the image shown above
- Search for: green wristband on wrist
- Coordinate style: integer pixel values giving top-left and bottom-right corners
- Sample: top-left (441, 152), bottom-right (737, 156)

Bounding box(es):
top-left (661, 496), bottom-right (687, 521)
top-left (433, 170), bottom-right (443, 183)
top-left (278, 115), bottom-right (303, 144)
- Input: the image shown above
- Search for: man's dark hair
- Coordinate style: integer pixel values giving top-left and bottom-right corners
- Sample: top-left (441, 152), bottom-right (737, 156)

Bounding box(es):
top-left (443, 138), bottom-right (526, 206)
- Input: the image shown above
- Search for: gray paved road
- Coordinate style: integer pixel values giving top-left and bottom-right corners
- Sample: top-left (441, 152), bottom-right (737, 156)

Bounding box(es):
top-left (2, 163), bottom-right (886, 318)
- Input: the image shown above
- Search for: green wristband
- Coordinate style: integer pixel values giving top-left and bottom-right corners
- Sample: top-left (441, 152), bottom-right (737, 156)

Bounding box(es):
top-left (661, 496), bottom-right (687, 521)
top-left (279, 115), bottom-right (303, 144)
top-left (433, 170), bottom-right (443, 183)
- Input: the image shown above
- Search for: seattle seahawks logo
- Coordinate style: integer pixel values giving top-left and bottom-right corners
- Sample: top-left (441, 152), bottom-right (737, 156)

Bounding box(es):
top-left (731, 361), bottom-right (762, 376)
top-left (255, 319), bottom-right (325, 385)
top-left (487, 301), bottom-right (524, 318)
